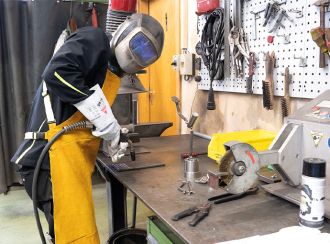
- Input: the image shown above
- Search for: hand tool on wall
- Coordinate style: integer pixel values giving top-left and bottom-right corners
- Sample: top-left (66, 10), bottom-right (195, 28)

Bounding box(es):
top-left (281, 67), bottom-right (291, 119)
top-left (311, 27), bottom-right (329, 59)
top-left (233, 0), bottom-right (243, 29)
top-left (224, 0), bottom-right (231, 78)
top-left (228, 27), bottom-right (250, 78)
top-left (325, 28), bottom-right (330, 51)
top-left (262, 52), bottom-right (275, 110)
top-left (263, 1), bottom-right (281, 27)
top-left (246, 52), bottom-right (256, 94)
top-left (314, 0), bottom-right (330, 68)
top-left (263, 1), bottom-right (291, 31)
top-left (230, 0), bottom-right (252, 79)
top-left (172, 202), bottom-right (211, 227)
top-left (269, 9), bottom-right (289, 33)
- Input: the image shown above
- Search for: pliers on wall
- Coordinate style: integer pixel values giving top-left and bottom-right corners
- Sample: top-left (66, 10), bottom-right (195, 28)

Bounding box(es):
top-left (171, 202), bottom-right (212, 227)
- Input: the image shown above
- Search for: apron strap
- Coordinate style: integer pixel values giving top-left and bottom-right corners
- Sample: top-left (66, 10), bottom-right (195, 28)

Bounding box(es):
top-left (24, 132), bottom-right (46, 140)
top-left (42, 81), bottom-right (56, 124)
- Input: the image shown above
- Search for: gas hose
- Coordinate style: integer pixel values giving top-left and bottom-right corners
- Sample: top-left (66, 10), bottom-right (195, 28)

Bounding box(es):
top-left (32, 121), bottom-right (93, 244)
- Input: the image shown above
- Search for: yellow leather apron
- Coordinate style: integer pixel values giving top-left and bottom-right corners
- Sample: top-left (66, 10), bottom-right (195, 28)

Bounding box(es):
top-left (45, 71), bottom-right (120, 244)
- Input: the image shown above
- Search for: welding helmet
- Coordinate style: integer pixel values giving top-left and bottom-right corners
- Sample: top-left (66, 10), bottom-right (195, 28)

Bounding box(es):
top-left (109, 13), bottom-right (164, 75)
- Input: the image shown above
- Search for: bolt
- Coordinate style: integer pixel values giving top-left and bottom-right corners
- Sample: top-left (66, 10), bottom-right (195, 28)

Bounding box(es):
top-left (238, 165), bottom-right (246, 174)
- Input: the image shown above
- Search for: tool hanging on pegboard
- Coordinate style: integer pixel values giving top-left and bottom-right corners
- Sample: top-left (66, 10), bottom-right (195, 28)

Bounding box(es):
top-left (281, 67), bottom-right (291, 119)
top-left (313, 0), bottom-right (330, 68)
top-left (199, 8), bottom-right (225, 110)
top-left (229, 0), bottom-right (252, 79)
top-left (262, 52), bottom-right (275, 110)
top-left (197, 0), bottom-right (330, 99)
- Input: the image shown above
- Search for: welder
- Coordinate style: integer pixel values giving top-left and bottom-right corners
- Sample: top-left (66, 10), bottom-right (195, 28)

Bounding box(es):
top-left (11, 13), bottom-right (164, 244)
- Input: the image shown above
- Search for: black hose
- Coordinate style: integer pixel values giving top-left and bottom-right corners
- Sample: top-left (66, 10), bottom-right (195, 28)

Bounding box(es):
top-left (32, 121), bottom-right (93, 244)
top-left (200, 8), bottom-right (225, 110)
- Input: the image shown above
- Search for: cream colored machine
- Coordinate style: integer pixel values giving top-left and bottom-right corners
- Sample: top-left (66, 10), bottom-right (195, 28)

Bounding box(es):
top-left (216, 90), bottom-right (330, 217)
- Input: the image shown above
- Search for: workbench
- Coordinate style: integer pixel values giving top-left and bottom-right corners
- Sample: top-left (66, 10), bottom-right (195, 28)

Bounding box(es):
top-left (96, 135), bottom-right (330, 243)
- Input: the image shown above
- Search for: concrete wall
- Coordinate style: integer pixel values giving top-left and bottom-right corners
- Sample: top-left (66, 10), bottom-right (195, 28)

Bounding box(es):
top-left (180, 1), bottom-right (309, 135)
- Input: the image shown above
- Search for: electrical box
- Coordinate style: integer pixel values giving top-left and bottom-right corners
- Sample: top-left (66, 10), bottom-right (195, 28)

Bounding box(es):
top-left (171, 49), bottom-right (195, 77)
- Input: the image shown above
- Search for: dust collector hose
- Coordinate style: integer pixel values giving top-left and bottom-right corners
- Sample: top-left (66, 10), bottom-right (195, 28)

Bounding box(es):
top-left (32, 121), bottom-right (93, 244)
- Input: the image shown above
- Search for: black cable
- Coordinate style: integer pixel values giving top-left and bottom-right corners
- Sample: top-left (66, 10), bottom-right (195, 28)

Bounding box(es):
top-left (32, 121), bottom-right (93, 244)
top-left (200, 8), bottom-right (225, 110)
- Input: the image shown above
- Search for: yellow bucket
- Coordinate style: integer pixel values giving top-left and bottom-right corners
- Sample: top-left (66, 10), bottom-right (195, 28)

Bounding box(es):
top-left (208, 130), bottom-right (276, 163)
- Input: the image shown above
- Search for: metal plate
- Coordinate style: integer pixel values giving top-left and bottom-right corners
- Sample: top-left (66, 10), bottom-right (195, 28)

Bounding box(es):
top-left (262, 182), bottom-right (330, 219)
top-left (197, 0), bottom-right (330, 99)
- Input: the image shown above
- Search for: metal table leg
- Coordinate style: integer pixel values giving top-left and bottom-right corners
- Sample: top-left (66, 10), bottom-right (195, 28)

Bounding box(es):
top-left (96, 161), bottom-right (127, 234)
top-left (107, 174), bottom-right (127, 233)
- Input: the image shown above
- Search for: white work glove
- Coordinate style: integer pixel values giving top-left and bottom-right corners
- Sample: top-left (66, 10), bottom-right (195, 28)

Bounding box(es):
top-left (102, 128), bottom-right (130, 162)
top-left (73, 84), bottom-right (121, 142)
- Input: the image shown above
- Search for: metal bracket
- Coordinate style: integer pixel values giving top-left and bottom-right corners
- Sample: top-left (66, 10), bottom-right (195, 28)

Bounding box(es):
top-left (288, 8), bottom-right (304, 18)
top-left (268, 123), bottom-right (303, 186)
top-left (293, 55), bottom-right (307, 67)
top-left (277, 33), bottom-right (291, 44)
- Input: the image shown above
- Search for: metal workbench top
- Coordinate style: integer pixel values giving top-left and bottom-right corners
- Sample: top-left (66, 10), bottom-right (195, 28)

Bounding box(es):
top-left (97, 134), bottom-right (330, 243)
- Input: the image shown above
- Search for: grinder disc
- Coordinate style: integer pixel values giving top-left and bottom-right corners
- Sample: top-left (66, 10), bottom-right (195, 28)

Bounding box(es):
top-left (219, 143), bottom-right (260, 194)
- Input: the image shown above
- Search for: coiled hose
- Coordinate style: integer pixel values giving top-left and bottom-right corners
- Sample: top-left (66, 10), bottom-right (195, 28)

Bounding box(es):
top-left (200, 8), bottom-right (225, 110)
top-left (32, 121), bottom-right (93, 244)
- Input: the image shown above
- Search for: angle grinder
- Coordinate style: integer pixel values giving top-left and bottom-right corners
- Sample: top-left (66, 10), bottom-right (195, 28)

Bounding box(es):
top-left (214, 142), bottom-right (261, 194)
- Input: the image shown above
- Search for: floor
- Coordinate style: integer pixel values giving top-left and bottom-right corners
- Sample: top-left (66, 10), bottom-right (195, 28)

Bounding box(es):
top-left (0, 183), bottom-right (153, 244)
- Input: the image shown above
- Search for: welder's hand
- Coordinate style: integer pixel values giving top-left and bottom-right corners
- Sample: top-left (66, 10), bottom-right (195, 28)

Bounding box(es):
top-left (103, 128), bottom-right (129, 162)
top-left (92, 120), bottom-right (121, 141)
top-left (111, 142), bottom-right (129, 162)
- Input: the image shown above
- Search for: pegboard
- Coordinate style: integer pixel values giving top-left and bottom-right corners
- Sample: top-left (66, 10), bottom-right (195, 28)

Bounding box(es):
top-left (197, 0), bottom-right (330, 99)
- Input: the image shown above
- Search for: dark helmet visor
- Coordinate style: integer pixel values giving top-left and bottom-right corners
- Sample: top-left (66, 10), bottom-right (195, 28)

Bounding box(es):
top-left (129, 32), bottom-right (158, 67)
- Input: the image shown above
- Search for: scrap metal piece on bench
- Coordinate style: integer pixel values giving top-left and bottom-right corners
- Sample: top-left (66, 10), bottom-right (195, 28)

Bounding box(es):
top-left (130, 122), bottom-right (173, 138)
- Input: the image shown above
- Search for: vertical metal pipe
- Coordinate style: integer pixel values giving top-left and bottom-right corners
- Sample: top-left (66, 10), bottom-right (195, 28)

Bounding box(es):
top-left (190, 130), bottom-right (194, 156)
top-left (130, 195), bottom-right (137, 228)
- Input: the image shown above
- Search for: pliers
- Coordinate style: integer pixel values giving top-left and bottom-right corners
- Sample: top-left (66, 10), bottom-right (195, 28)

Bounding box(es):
top-left (208, 186), bottom-right (259, 204)
top-left (171, 187), bottom-right (258, 227)
top-left (171, 202), bottom-right (212, 227)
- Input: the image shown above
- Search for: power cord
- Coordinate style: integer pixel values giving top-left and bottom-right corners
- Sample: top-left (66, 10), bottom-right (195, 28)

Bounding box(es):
top-left (200, 8), bottom-right (225, 110)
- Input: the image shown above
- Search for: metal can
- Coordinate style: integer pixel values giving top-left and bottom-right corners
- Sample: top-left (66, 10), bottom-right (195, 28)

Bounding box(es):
top-left (299, 158), bottom-right (326, 229)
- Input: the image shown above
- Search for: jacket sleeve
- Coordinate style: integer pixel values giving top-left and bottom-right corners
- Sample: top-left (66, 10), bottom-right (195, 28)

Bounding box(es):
top-left (42, 27), bottom-right (110, 104)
